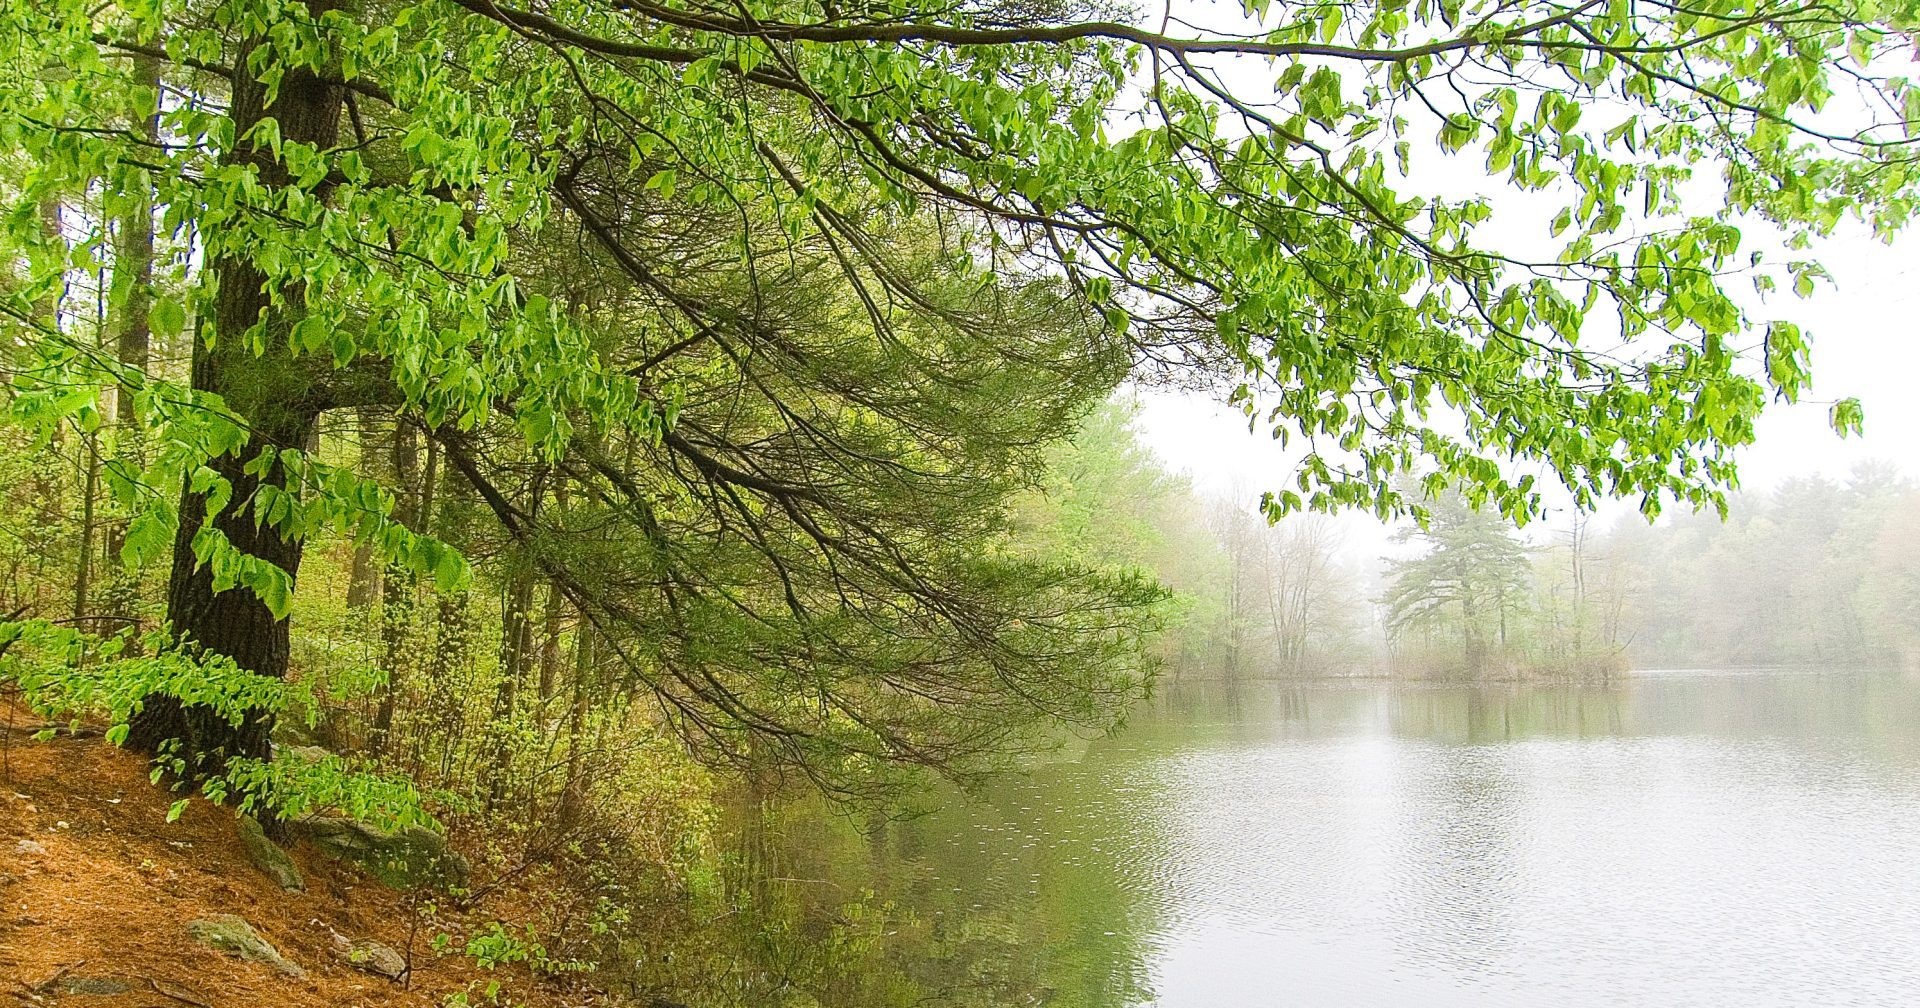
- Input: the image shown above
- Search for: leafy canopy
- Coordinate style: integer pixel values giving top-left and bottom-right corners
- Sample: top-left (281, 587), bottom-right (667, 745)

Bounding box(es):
top-left (1, 0), bottom-right (1916, 610)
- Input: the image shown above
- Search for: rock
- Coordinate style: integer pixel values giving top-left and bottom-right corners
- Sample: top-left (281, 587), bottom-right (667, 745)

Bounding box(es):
top-left (289, 817), bottom-right (469, 890)
top-left (13, 838), bottom-right (46, 857)
top-left (186, 914), bottom-right (305, 978)
top-left (235, 814), bottom-right (304, 891)
top-left (58, 976), bottom-right (136, 996)
top-left (271, 716), bottom-right (324, 749)
top-left (279, 744), bottom-right (333, 763)
top-left (329, 931), bottom-right (408, 980)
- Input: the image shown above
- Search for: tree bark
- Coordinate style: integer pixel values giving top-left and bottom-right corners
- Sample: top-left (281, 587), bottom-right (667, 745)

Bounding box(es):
top-left (555, 624), bottom-right (597, 829)
top-left (486, 468), bottom-right (547, 805)
top-left (100, 52), bottom-right (160, 643)
top-left (126, 12), bottom-right (345, 783)
top-left (370, 417), bottom-right (423, 755)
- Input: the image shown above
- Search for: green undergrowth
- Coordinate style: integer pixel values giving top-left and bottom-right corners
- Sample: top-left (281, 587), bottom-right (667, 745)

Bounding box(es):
top-left (0, 618), bottom-right (435, 832)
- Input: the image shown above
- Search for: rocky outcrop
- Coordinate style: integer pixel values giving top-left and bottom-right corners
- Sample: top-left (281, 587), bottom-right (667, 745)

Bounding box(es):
top-left (186, 914), bottom-right (305, 978)
top-left (236, 814), bottom-right (304, 891)
top-left (287, 816), bottom-right (470, 890)
top-left (329, 930), bottom-right (408, 981)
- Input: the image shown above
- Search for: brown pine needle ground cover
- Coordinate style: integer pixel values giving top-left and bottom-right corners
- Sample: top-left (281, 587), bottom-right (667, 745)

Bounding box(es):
top-left (0, 716), bottom-right (580, 1008)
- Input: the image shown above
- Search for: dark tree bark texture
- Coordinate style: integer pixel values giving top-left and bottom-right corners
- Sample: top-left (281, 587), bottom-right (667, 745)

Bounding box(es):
top-left (127, 8), bottom-right (345, 784)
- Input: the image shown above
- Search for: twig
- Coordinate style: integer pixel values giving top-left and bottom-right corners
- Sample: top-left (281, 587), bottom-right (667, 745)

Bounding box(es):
top-left (143, 977), bottom-right (214, 1008)
top-left (27, 960), bottom-right (84, 994)
top-left (402, 886), bottom-right (423, 991)
top-left (0, 722), bottom-right (104, 739)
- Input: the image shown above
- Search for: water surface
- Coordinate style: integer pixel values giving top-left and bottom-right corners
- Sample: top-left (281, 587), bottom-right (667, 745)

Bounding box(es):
top-left (831, 671), bottom-right (1920, 1006)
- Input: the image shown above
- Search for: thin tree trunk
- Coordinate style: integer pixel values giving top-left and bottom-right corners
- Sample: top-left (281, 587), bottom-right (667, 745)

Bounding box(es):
top-left (101, 52), bottom-right (160, 643)
top-left (72, 431), bottom-right (97, 622)
top-left (343, 410), bottom-right (382, 610)
top-left (487, 469), bottom-right (547, 805)
top-left (72, 224), bottom-right (115, 623)
top-left (427, 589), bottom-right (470, 780)
top-left (536, 579), bottom-right (565, 705)
top-left (369, 417), bottom-right (424, 755)
top-left (535, 476), bottom-right (568, 705)
top-left (556, 625), bottom-right (596, 828)
top-left (28, 198), bottom-right (67, 616)
top-left (344, 412), bottom-right (383, 610)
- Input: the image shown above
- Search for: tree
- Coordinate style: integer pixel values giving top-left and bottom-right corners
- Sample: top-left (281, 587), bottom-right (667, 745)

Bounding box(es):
top-left (1011, 397), bottom-right (1227, 670)
top-left (1602, 465), bottom-right (1918, 668)
top-left (1209, 494), bottom-right (1356, 677)
top-left (1208, 493), bottom-right (1265, 678)
top-left (2, 0), bottom-right (1915, 783)
top-left (1382, 491), bottom-right (1534, 674)
top-left (1256, 515), bottom-right (1352, 676)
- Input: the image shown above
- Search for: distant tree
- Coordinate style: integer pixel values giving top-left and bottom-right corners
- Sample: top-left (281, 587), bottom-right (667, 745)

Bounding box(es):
top-left (1383, 493), bottom-right (1533, 674)
top-left (1208, 494), bottom-right (1267, 679)
top-left (1254, 515), bottom-right (1353, 675)
top-left (1209, 494), bottom-right (1357, 677)
top-left (1530, 511), bottom-right (1632, 673)
top-left (1013, 398), bottom-right (1226, 672)
top-left (1861, 492), bottom-right (1920, 671)
top-left (1601, 464), bottom-right (1918, 668)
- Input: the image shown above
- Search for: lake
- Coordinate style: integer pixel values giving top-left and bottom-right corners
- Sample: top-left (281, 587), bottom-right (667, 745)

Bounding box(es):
top-left (778, 671), bottom-right (1920, 1006)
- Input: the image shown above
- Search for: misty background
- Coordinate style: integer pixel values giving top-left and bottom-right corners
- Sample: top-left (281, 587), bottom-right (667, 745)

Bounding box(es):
top-left (1098, 225), bottom-right (1920, 678)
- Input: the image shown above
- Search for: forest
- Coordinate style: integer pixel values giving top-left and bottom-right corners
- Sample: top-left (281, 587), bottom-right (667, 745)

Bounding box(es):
top-left (1, 0), bottom-right (1917, 1006)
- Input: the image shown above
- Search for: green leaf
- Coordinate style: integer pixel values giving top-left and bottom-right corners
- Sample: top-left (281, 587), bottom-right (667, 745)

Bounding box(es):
top-left (151, 298), bottom-right (186, 338)
top-left (645, 169), bottom-right (677, 200)
top-left (1829, 397), bottom-right (1865, 437)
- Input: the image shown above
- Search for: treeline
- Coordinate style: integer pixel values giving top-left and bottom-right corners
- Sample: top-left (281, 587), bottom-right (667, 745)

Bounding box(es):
top-left (1382, 466), bottom-right (1920, 676)
top-left (1028, 406), bottom-right (1636, 681)
top-left (1379, 493), bottom-right (1629, 678)
top-left (1053, 416), bottom-right (1920, 679)
top-left (1018, 400), bottom-right (1373, 680)
top-left (1605, 467), bottom-right (1920, 671)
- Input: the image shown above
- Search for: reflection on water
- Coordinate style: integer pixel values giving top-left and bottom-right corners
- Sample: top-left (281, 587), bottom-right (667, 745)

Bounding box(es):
top-left (763, 672), bottom-right (1920, 1006)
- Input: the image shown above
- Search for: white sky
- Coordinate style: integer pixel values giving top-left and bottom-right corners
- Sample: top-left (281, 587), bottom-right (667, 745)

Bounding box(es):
top-left (1134, 224), bottom-right (1920, 562)
top-left (1116, 1), bottom-right (1920, 563)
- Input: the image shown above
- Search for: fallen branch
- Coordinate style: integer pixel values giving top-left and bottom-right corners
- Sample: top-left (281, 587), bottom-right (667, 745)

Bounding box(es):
top-left (0, 722), bottom-right (105, 739)
top-left (144, 977), bottom-right (214, 1008)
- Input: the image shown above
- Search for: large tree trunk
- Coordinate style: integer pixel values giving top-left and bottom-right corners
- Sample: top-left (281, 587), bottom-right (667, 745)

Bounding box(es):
top-left (126, 12), bottom-right (345, 782)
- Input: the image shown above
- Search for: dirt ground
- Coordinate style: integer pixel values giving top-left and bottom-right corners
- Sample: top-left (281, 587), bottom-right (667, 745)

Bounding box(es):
top-left (0, 719), bottom-right (579, 1008)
